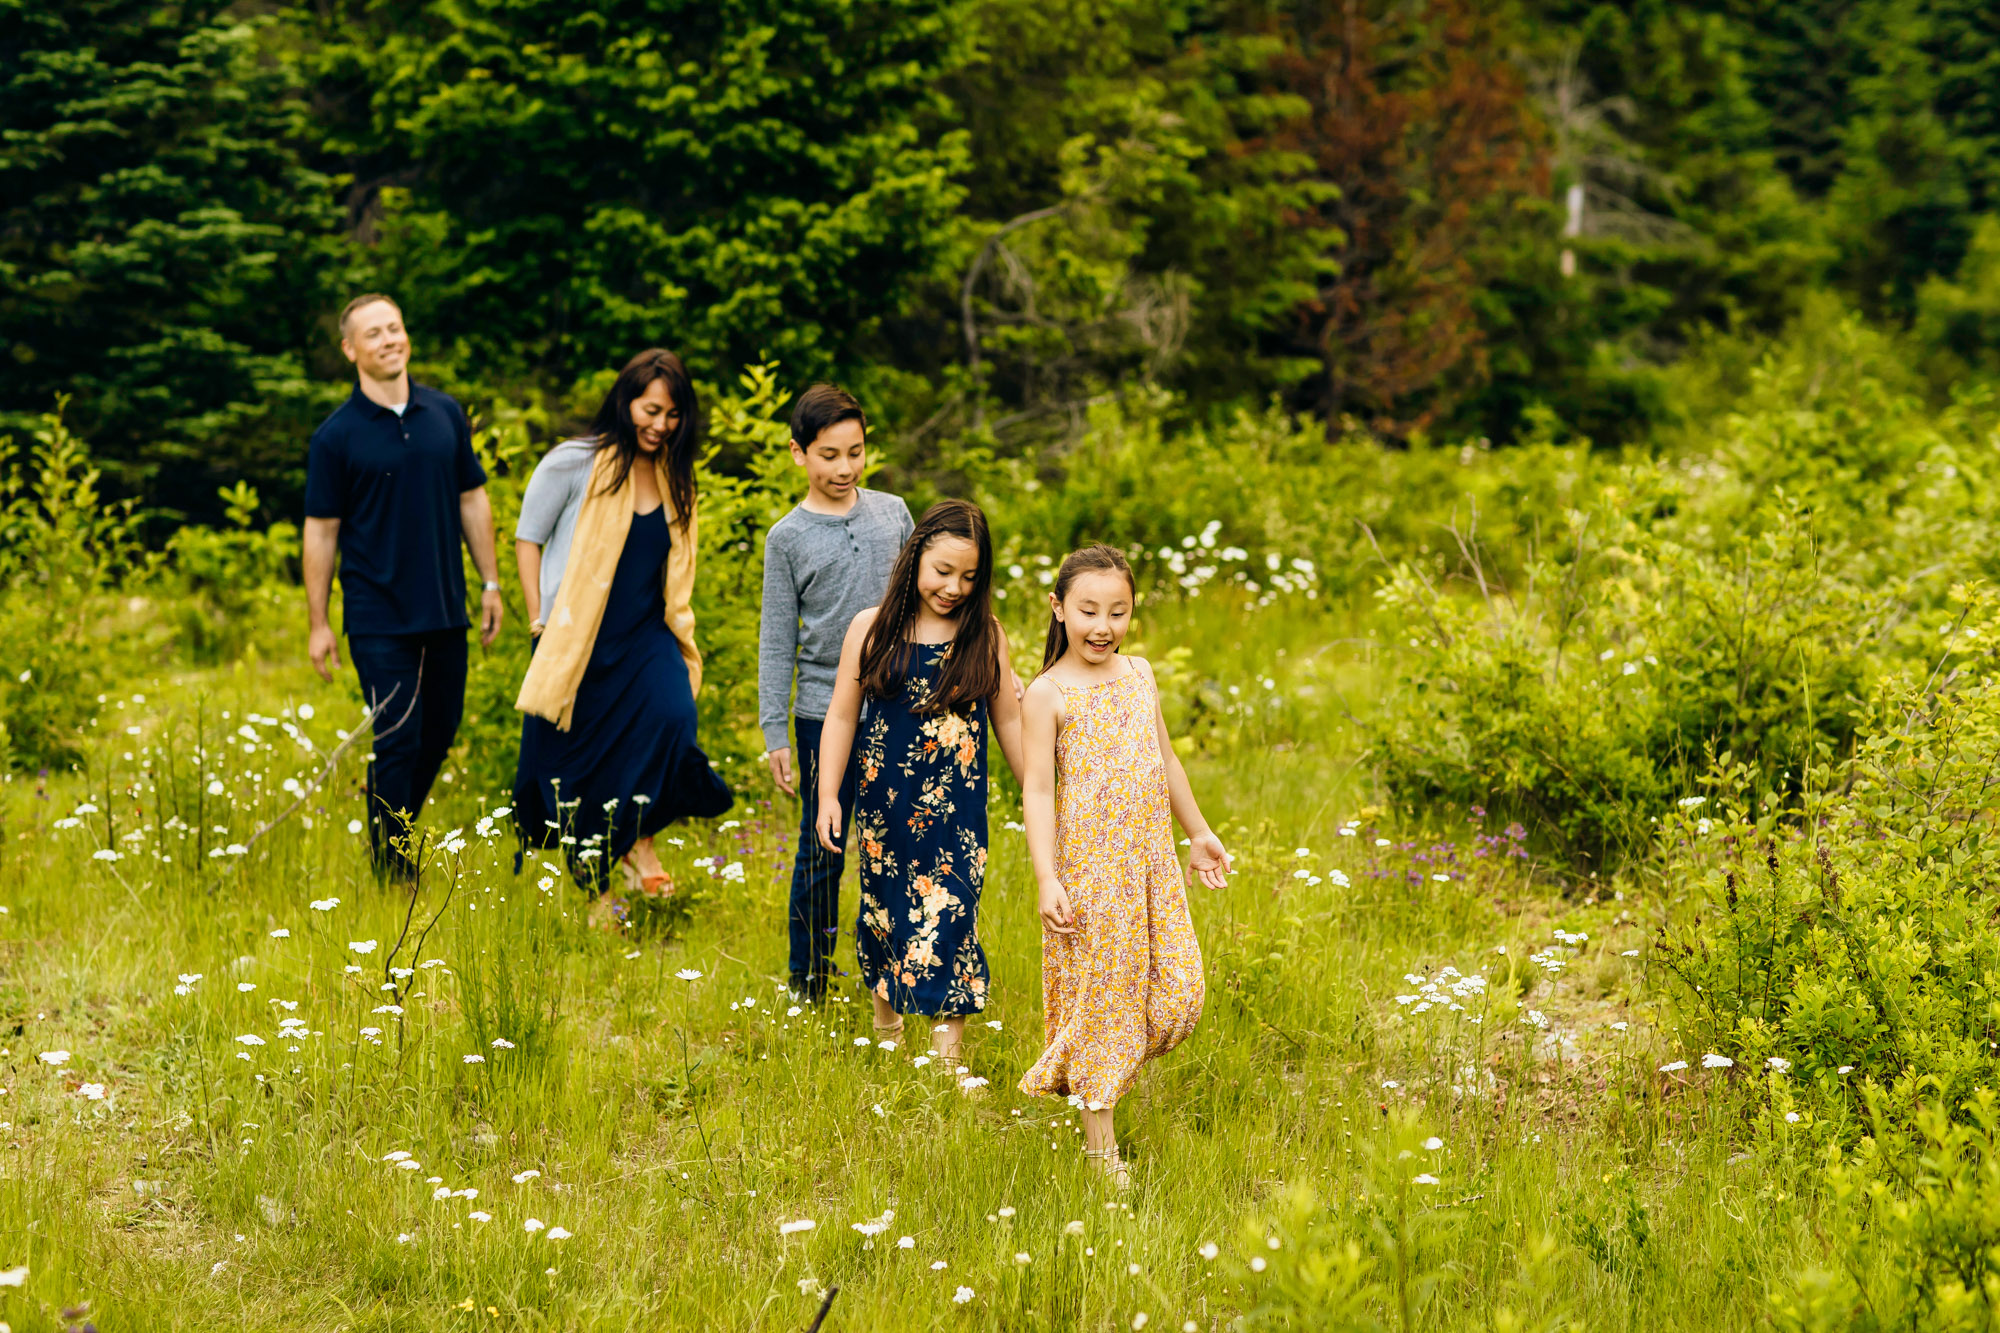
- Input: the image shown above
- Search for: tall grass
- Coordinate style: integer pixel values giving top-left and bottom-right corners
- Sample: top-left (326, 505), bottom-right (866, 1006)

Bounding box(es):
top-left (1, 592), bottom-right (1851, 1332)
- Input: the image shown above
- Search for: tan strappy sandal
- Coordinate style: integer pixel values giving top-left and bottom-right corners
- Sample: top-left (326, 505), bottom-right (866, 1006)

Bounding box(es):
top-left (620, 854), bottom-right (673, 898)
top-left (1084, 1145), bottom-right (1132, 1190)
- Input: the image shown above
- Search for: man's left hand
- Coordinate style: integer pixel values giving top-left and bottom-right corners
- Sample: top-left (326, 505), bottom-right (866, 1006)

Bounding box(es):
top-left (480, 588), bottom-right (504, 647)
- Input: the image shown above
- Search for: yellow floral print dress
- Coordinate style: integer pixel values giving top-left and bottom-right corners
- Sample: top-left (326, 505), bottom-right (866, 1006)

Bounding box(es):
top-left (1019, 658), bottom-right (1204, 1107)
top-left (853, 642), bottom-right (990, 1015)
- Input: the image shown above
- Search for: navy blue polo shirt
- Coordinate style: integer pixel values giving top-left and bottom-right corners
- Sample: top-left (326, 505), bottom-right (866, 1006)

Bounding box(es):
top-left (304, 382), bottom-right (488, 636)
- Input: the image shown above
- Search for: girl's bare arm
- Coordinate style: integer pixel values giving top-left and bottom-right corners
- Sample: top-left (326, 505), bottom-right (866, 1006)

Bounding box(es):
top-left (1134, 657), bottom-right (1231, 889)
top-left (814, 610), bottom-right (875, 851)
top-left (1019, 677), bottom-right (1075, 933)
top-left (988, 622), bottom-right (1027, 782)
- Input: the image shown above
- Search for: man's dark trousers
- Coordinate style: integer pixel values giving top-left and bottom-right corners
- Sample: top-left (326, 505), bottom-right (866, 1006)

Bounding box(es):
top-left (349, 630), bottom-right (468, 876)
top-left (789, 715), bottom-right (856, 997)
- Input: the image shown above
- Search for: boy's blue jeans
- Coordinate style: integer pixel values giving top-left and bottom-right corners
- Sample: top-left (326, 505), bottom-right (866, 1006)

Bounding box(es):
top-left (789, 715), bottom-right (855, 997)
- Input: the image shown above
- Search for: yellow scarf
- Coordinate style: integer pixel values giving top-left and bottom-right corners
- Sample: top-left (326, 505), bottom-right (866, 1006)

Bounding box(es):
top-left (515, 447), bottom-right (701, 730)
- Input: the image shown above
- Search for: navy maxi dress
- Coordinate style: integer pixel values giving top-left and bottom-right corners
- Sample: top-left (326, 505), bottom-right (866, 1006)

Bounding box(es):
top-left (513, 507), bottom-right (731, 893)
top-left (852, 642), bottom-right (991, 1016)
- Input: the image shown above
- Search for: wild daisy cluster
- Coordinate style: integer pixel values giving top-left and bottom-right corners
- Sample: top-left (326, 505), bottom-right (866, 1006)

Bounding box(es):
top-left (691, 856), bottom-right (747, 884)
top-left (1675, 794), bottom-right (1714, 836)
top-left (1139, 524), bottom-right (1320, 604)
top-left (989, 526), bottom-right (1320, 608)
top-left (43, 697), bottom-right (387, 871)
top-left (373, 1151), bottom-right (569, 1240)
top-left (1392, 966), bottom-right (1488, 1020)
top-left (1288, 847), bottom-right (1352, 890)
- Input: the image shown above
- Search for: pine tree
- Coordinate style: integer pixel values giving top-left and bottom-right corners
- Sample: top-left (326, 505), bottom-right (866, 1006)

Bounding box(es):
top-left (0, 1), bottom-right (345, 522)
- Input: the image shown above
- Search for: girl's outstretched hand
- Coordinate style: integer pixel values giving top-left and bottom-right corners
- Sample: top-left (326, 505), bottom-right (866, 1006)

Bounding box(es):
top-left (815, 797), bottom-right (843, 853)
top-left (1038, 880), bottom-right (1078, 935)
top-left (1187, 832), bottom-right (1232, 890)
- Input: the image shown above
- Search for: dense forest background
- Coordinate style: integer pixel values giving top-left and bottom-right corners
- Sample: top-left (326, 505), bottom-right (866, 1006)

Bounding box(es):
top-left (6, 0), bottom-right (2000, 527)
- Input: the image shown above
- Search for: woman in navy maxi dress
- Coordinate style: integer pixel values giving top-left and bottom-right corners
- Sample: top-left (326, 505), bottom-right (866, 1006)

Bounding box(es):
top-left (513, 505), bottom-right (731, 894)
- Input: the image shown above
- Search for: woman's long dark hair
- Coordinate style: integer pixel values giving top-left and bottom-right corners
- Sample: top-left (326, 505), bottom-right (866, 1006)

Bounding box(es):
top-left (859, 500), bottom-right (1001, 714)
top-left (1040, 544), bottom-right (1136, 672)
top-left (588, 348), bottom-right (699, 528)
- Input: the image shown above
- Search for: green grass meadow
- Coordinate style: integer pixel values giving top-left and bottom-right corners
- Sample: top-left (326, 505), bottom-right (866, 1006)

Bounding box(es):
top-left (1, 593), bottom-right (1847, 1331)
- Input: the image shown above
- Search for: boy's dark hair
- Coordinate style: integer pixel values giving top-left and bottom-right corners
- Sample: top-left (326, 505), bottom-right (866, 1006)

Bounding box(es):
top-left (790, 383), bottom-right (866, 448)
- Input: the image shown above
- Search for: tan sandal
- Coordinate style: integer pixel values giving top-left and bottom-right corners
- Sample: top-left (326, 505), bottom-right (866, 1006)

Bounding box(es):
top-left (873, 1016), bottom-right (906, 1047)
top-left (621, 855), bottom-right (674, 898)
top-left (1084, 1146), bottom-right (1131, 1190)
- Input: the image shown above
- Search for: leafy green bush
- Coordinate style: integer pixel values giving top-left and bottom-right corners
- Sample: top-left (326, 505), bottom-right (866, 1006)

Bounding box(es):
top-left (1367, 486), bottom-right (1879, 864)
top-left (0, 405), bottom-right (151, 769)
top-left (962, 388), bottom-right (1518, 610)
top-left (691, 363), bottom-right (822, 759)
top-left (1775, 1092), bottom-right (2000, 1331)
top-left (1655, 588), bottom-right (2000, 1126)
top-left (1365, 317), bottom-right (2000, 865)
top-left (165, 481), bottom-right (299, 664)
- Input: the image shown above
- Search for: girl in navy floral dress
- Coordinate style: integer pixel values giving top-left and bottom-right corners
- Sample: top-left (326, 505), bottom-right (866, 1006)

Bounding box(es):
top-left (814, 500), bottom-right (1024, 1089)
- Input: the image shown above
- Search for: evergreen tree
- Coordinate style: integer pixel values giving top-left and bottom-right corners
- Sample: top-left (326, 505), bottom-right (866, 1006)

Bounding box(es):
top-left (295, 0), bottom-right (970, 406)
top-left (0, 1), bottom-right (346, 522)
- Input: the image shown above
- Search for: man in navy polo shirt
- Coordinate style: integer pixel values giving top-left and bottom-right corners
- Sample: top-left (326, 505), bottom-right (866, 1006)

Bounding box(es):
top-left (303, 293), bottom-right (504, 877)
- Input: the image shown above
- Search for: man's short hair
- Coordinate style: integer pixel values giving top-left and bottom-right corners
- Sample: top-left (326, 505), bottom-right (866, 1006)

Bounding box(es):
top-left (789, 383), bottom-right (866, 448)
top-left (338, 293), bottom-right (402, 337)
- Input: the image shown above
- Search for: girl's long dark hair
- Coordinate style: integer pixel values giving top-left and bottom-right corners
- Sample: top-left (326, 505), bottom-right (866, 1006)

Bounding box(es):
top-left (1041, 544), bottom-right (1137, 672)
top-left (859, 500), bottom-right (1001, 714)
top-left (588, 348), bottom-right (699, 528)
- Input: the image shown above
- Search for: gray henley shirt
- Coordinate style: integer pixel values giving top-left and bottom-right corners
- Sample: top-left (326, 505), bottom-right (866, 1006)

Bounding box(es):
top-left (757, 488), bottom-right (914, 750)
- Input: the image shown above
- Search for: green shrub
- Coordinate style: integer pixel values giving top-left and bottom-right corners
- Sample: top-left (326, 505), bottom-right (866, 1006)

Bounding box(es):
top-left (963, 389), bottom-right (1499, 610)
top-left (1362, 315), bottom-right (2000, 865)
top-left (165, 481), bottom-right (299, 664)
top-left (1774, 1092), bottom-right (2000, 1331)
top-left (1655, 587), bottom-right (2000, 1126)
top-left (0, 404), bottom-right (152, 769)
top-left (691, 362), bottom-right (823, 759)
top-left (1367, 483), bottom-right (1877, 865)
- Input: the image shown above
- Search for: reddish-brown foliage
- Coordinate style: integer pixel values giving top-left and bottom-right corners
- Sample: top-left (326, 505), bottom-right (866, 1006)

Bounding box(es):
top-left (1278, 0), bottom-right (1548, 438)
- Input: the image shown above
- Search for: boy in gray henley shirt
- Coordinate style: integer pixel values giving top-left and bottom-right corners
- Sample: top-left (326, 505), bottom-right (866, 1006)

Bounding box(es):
top-left (759, 385), bottom-right (914, 999)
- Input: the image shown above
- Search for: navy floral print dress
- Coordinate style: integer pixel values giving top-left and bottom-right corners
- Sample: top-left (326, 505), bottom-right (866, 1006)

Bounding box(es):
top-left (853, 642), bottom-right (990, 1016)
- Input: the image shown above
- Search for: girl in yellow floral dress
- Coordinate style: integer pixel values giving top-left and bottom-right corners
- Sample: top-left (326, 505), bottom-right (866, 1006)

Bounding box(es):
top-left (814, 501), bottom-right (1024, 1088)
top-left (1018, 544), bottom-right (1230, 1184)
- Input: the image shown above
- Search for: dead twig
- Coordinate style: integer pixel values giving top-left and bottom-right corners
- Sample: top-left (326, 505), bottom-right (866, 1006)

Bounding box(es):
top-left (242, 685), bottom-right (411, 853)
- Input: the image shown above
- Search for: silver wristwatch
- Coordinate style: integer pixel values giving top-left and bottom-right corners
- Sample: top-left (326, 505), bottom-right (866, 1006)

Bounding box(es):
top-left (481, 580), bottom-right (502, 592)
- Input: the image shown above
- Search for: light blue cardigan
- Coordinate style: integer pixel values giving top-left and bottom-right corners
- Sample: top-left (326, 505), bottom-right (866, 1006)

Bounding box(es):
top-left (515, 439), bottom-right (603, 618)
